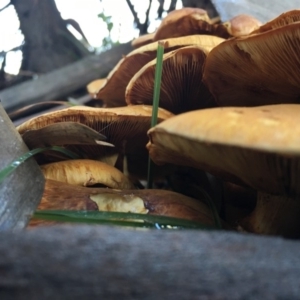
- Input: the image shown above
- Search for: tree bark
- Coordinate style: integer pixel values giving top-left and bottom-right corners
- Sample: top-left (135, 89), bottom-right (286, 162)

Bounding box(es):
top-left (11, 0), bottom-right (90, 74)
top-left (0, 104), bottom-right (44, 230)
top-left (1, 225), bottom-right (300, 299)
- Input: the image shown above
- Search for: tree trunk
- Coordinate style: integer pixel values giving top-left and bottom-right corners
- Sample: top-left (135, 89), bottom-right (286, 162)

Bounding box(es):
top-left (182, 0), bottom-right (218, 18)
top-left (11, 0), bottom-right (90, 74)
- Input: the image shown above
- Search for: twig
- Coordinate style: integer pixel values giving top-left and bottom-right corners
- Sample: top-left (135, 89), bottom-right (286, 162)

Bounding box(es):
top-left (125, 0), bottom-right (141, 30)
top-left (125, 0), bottom-right (153, 35)
top-left (157, 0), bottom-right (164, 19)
top-left (143, 0), bottom-right (153, 34)
top-left (0, 1), bottom-right (11, 13)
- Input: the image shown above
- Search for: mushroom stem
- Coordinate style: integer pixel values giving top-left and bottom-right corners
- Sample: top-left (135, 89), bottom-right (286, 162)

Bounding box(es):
top-left (240, 191), bottom-right (300, 238)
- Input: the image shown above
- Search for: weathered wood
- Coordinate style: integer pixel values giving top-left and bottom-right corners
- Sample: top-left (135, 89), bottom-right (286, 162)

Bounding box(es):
top-left (0, 42), bottom-right (133, 113)
top-left (0, 225), bottom-right (300, 299)
top-left (11, 0), bottom-right (90, 73)
top-left (0, 104), bottom-right (44, 230)
top-left (212, 0), bottom-right (300, 22)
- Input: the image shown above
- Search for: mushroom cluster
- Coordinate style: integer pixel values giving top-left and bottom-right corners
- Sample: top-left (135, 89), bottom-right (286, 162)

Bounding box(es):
top-left (19, 104), bottom-right (218, 227)
top-left (92, 7), bottom-right (261, 110)
top-left (146, 9), bottom-right (300, 238)
top-left (16, 7), bottom-right (242, 229)
top-left (17, 7), bottom-right (300, 237)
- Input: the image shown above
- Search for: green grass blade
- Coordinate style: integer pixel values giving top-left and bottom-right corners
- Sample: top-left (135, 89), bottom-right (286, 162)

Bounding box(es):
top-left (33, 210), bottom-right (215, 230)
top-left (147, 41), bottom-right (165, 189)
top-left (0, 146), bottom-right (79, 184)
top-left (150, 41), bottom-right (165, 128)
top-left (33, 212), bottom-right (156, 228)
top-left (189, 184), bottom-right (223, 229)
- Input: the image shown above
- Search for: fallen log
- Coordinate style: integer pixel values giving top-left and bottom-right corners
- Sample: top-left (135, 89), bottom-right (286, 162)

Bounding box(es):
top-left (0, 42), bottom-right (133, 113)
top-left (0, 104), bottom-right (44, 230)
top-left (0, 225), bottom-right (300, 299)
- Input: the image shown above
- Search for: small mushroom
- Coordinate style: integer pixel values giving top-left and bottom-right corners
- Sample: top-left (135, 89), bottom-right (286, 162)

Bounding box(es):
top-left (147, 104), bottom-right (300, 238)
top-left (202, 21), bottom-right (300, 107)
top-left (222, 14), bottom-right (262, 37)
top-left (95, 35), bottom-right (225, 107)
top-left (30, 179), bottom-right (216, 228)
top-left (126, 45), bottom-right (215, 114)
top-left (86, 78), bottom-right (106, 97)
top-left (131, 32), bottom-right (156, 48)
top-left (41, 159), bottom-right (135, 189)
top-left (155, 7), bottom-right (210, 38)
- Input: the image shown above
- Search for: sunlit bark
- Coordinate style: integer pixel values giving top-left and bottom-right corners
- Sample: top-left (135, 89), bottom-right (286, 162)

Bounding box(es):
top-left (11, 0), bottom-right (90, 74)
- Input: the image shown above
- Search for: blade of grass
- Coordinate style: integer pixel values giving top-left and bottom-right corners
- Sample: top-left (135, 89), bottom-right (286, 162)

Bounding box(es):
top-left (33, 210), bottom-right (215, 230)
top-left (0, 146), bottom-right (79, 184)
top-left (33, 212), bottom-right (156, 229)
top-left (147, 41), bottom-right (165, 189)
top-left (189, 184), bottom-right (223, 229)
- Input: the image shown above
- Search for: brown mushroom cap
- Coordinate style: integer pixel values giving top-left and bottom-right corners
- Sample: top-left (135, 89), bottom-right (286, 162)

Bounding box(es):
top-left (154, 7), bottom-right (230, 40)
top-left (133, 10), bottom-right (260, 50)
top-left (31, 179), bottom-right (216, 227)
top-left (96, 35), bottom-right (225, 107)
top-left (17, 105), bottom-right (174, 176)
top-left (131, 32), bottom-right (155, 48)
top-left (86, 78), bottom-right (106, 97)
top-left (251, 9), bottom-right (300, 34)
top-left (222, 14), bottom-right (262, 37)
top-left (147, 104), bottom-right (300, 237)
top-left (41, 159), bottom-right (135, 189)
top-left (126, 45), bottom-right (215, 114)
top-left (154, 7), bottom-right (209, 39)
top-left (21, 122), bottom-right (107, 149)
top-left (18, 105), bottom-right (173, 156)
top-left (147, 104), bottom-right (300, 196)
top-left (203, 22), bottom-right (300, 107)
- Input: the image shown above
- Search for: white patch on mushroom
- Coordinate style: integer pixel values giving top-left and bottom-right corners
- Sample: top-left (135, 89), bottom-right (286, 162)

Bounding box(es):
top-left (90, 193), bottom-right (149, 214)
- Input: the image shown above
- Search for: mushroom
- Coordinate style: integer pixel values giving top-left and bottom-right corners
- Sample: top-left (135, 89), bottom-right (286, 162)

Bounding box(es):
top-left (86, 78), bottom-right (106, 97)
top-left (21, 122), bottom-right (108, 149)
top-left (17, 105), bottom-right (174, 178)
top-left (202, 21), bottom-right (300, 107)
top-left (222, 14), bottom-right (262, 37)
top-left (30, 179), bottom-right (217, 228)
top-left (147, 104), bottom-right (300, 238)
top-left (132, 9), bottom-right (260, 50)
top-left (20, 121), bottom-right (113, 164)
top-left (41, 159), bottom-right (135, 189)
top-left (153, 7), bottom-right (230, 40)
top-left (251, 9), bottom-right (300, 34)
top-left (131, 32), bottom-right (156, 48)
top-left (126, 45), bottom-right (215, 114)
top-left (95, 35), bottom-right (225, 107)
top-left (18, 105), bottom-right (173, 151)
